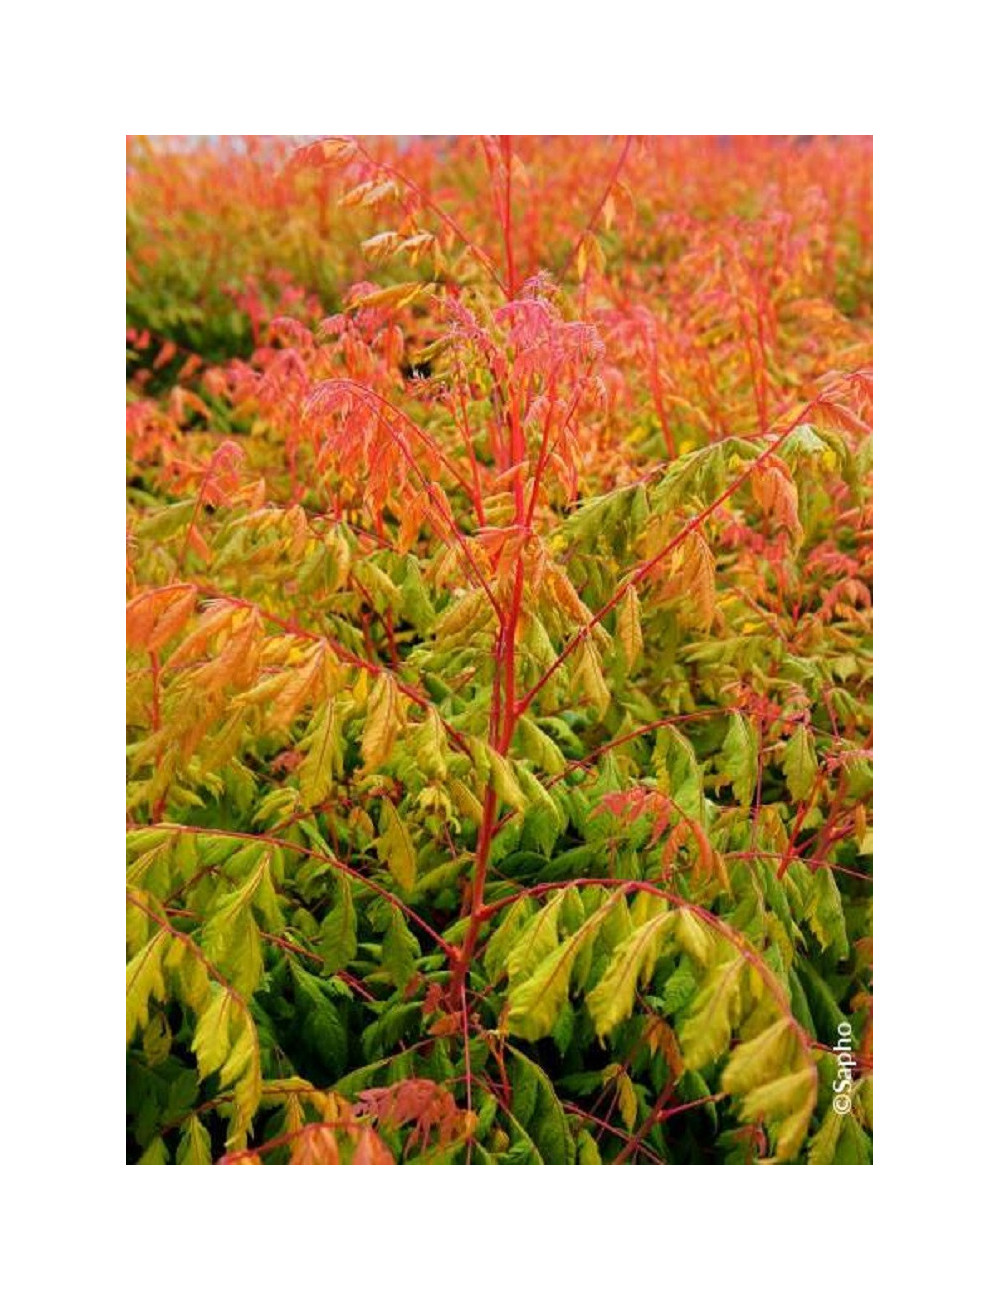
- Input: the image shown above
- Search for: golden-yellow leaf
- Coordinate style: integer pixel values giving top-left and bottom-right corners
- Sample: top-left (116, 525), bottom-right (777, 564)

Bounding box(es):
top-left (350, 281), bottom-right (426, 311)
top-left (573, 638), bottom-right (611, 719)
top-left (619, 585), bottom-right (643, 671)
top-left (362, 674), bottom-right (402, 773)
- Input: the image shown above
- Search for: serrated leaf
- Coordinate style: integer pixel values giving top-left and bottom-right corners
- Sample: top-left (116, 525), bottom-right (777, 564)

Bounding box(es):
top-left (516, 716), bottom-right (565, 776)
top-left (507, 898), bottom-right (616, 1041)
top-left (177, 1115), bottom-right (213, 1165)
top-left (299, 699), bottom-right (344, 806)
top-left (412, 710), bottom-right (449, 780)
top-left (505, 894), bottom-right (564, 985)
top-left (586, 913), bottom-right (673, 1038)
top-left (192, 986), bottom-right (233, 1079)
top-left (202, 861), bottom-right (266, 994)
top-left (616, 1073), bottom-right (638, 1131)
top-left (805, 867), bottom-right (849, 960)
top-left (507, 1046), bottom-right (572, 1164)
top-left (783, 724), bottom-right (818, 802)
top-left (739, 1066), bottom-right (817, 1162)
top-left (487, 747), bottom-right (526, 812)
top-left (619, 585), bottom-right (643, 671)
top-left (659, 958), bottom-right (698, 1015)
top-left (831, 1113), bottom-right (871, 1164)
top-left (655, 725), bottom-right (705, 820)
top-left (572, 638), bottom-right (611, 719)
top-left (376, 799), bottom-right (417, 892)
top-left (290, 963), bottom-right (348, 1075)
top-left (382, 909), bottom-right (419, 989)
top-left (138, 1136), bottom-right (170, 1164)
top-left (678, 956), bottom-right (743, 1072)
top-left (484, 897), bottom-right (534, 982)
top-left (126, 929), bottom-right (169, 1043)
top-left (577, 1130), bottom-right (602, 1164)
top-left (720, 1018), bottom-right (795, 1095)
top-left (361, 673), bottom-right (402, 773)
top-left (318, 875), bottom-right (357, 973)
top-left (721, 713), bottom-right (757, 807)
top-left (507, 935), bottom-right (582, 1042)
top-left (672, 909), bottom-right (713, 967)
top-left (807, 1105), bottom-right (843, 1165)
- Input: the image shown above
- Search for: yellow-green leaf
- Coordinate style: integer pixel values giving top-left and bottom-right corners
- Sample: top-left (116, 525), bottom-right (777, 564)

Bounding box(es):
top-left (376, 799), bottom-right (417, 892)
top-left (126, 929), bottom-right (169, 1043)
top-left (720, 1018), bottom-right (795, 1095)
top-left (505, 894), bottom-right (564, 984)
top-left (361, 674), bottom-right (402, 773)
top-left (619, 585), bottom-right (643, 671)
top-left (678, 956), bottom-right (744, 1072)
top-left (177, 1115), bottom-right (213, 1165)
top-left (487, 746), bottom-right (526, 812)
top-left (507, 934), bottom-right (581, 1041)
top-left (672, 909), bottom-right (714, 967)
top-left (783, 724), bottom-right (818, 802)
top-left (192, 986), bottom-right (233, 1080)
top-left (586, 913), bottom-right (673, 1039)
top-left (721, 713), bottom-right (757, 807)
top-left (299, 699), bottom-right (344, 806)
top-left (318, 875), bottom-right (357, 973)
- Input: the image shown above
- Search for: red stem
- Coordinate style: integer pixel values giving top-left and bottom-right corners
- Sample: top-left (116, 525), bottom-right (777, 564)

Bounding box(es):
top-left (500, 136), bottom-right (516, 299)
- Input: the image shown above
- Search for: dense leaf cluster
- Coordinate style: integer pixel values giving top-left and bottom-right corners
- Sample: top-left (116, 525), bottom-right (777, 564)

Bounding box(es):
top-left (127, 135), bottom-right (872, 1164)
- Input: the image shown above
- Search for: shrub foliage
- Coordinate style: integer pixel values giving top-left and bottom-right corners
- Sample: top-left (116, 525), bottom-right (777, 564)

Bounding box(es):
top-left (126, 135), bottom-right (873, 1164)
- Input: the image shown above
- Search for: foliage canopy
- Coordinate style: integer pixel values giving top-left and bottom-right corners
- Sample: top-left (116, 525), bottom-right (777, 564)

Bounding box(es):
top-left (127, 135), bottom-right (872, 1164)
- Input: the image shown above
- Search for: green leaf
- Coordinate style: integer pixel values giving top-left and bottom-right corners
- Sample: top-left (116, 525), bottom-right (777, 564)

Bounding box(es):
top-left (586, 913), bottom-right (673, 1039)
top-left (222, 1016), bottom-right (262, 1142)
top-left (721, 713), bottom-right (757, 807)
top-left (382, 909), bottom-right (419, 989)
top-left (783, 724), bottom-right (818, 802)
top-left (807, 1105), bottom-right (843, 1165)
top-left (672, 909), bottom-right (713, 967)
top-left (126, 929), bottom-right (169, 1043)
top-left (412, 710), bottom-right (449, 780)
top-left (177, 1115), bottom-right (213, 1165)
top-left (401, 557), bottom-right (436, 633)
top-left (299, 699), bottom-right (344, 807)
top-left (659, 957), bottom-right (698, 1015)
top-left (318, 875), bottom-right (357, 973)
top-left (376, 799), bottom-right (417, 893)
top-left (720, 1019), bottom-right (795, 1095)
top-left (505, 893), bottom-right (564, 984)
top-left (654, 725), bottom-right (704, 819)
top-left (290, 963), bottom-right (348, 1075)
top-left (805, 868), bottom-right (849, 960)
top-left (484, 897), bottom-right (534, 982)
top-left (202, 862), bottom-right (265, 994)
top-left (192, 986), bottom-right (233, 1080)
top-left (577, 1130), bottom-right (602, 1164)
top-left (739, 1066), bottom-right (817, 1162)
top-left (832, 1114), bottom-right (872, 1164)
top-left (678, 956), bottom-right (743, 1072)
top-left (135, 499), bottom-right (196, 541)
top-left (507, 898), bottom-right (616, 1041)
top-left (516, 762), bottom-right (563, 825)
top-left (487, 746), bottom-right (526, 812)
top-left (138, 1135), bottom-right (171, 1164)
top-left (507, 1047), bottom-right (572, 1164)
top-left (516, 716), bottom-right (565, 775)
top-left (517, 763), bottom-right (563, 856)
top-left (507, 934), bottom-right (582, 1042)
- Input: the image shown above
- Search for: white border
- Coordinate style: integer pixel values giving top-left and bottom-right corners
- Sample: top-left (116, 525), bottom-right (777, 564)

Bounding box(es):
top-left (13, 0), bottom-right (1000, 1291)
